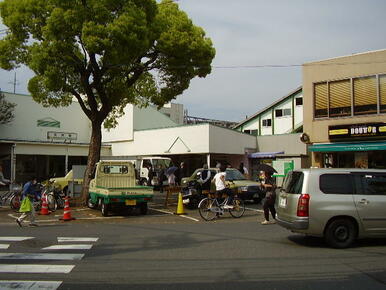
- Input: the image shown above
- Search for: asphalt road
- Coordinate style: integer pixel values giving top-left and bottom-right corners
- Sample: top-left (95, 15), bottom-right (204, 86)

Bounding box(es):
top-left (0, 213), bottom-right (385, 290)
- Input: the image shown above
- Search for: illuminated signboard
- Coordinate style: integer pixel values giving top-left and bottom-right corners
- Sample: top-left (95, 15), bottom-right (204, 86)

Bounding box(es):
top-left (329, 123), bottom-right (386, 141)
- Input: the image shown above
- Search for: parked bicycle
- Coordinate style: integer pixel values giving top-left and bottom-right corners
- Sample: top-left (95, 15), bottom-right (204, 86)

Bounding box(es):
top-left (44, 181), bottom-right (65, 212)
top-left (0, 183), bottom-right (23, 211)
top-left (198, 193), bottom-right (245, 221)
top-left (10, 183), bottom-right (43, 212)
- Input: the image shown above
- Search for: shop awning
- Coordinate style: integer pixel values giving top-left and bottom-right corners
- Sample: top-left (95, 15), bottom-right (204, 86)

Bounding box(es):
top-left (248, 151), bottom-right (284, 158)
top-left (309, 141), bottom-right (386, 152)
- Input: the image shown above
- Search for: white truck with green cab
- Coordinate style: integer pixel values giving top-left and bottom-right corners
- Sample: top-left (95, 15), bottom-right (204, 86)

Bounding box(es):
top-left (87, 160), bottom-right (153, 216)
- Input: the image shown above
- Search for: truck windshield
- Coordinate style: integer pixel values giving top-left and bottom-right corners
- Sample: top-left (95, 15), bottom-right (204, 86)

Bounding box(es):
top-left (102, 165), bottom-right (129, 174)
top-left (225, 169), bottom-right (246, 181)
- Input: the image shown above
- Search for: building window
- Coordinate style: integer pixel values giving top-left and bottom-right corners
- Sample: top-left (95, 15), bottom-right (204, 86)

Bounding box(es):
top-left (380, 75), bottom-right (386, 113)
top-left (314, 82), bottom-right (328, 118)
top-left (353, 76), bottom-right (377, 115)
top-left (244, 129), bottom-right (258, 136)
top-left (295, 97), bottom-right (303, 106)
top-left (329, 79), bottom-right (351, 117)
top-left (283, 108), bottom-right (292, 116)
top-left (262, 119), bottom-right (271, 127)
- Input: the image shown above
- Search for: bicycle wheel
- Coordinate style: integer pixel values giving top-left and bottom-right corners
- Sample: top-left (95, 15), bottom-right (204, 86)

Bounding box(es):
top-left (10, 193), bottom-right (21, 212)
top-left (46, 194), bottom-right (57, 212)
top-left (198, 198), bottom-right (218, 221)
top-left (229, 197), bottom-right (245, 218)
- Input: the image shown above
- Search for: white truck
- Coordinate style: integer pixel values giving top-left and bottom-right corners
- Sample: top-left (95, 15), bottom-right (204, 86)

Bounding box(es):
top-left (87, 160), bottom-right (154, 217)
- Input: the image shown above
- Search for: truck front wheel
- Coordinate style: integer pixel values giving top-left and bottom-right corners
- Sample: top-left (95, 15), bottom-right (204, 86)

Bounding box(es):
top-left (101, 201), bottom-right (110, 217)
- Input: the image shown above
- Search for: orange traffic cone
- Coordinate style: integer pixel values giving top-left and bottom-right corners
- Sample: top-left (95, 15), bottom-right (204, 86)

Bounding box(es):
top-left (60, 196), bottom-right (75, 221)
top-left (39, 193), bottom-right (50, 215)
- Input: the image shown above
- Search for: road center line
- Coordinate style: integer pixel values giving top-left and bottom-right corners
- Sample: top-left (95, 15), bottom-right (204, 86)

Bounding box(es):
top-left (0, 244), bottom-right (10, 249)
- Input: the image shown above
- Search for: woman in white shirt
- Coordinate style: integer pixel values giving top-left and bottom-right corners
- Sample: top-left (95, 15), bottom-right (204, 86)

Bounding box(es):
top-left (212, 165), bottom-right (233, 209)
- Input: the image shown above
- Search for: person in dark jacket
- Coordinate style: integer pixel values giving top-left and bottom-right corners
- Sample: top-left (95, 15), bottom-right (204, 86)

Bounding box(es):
top-left (198, 164), bottom-right (212, 192)
top-left (260, 171), bottom-right (277, 225)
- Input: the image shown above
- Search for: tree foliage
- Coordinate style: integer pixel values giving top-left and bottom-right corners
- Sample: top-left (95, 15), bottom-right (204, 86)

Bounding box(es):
top-left (0, 0), bottom-right (215, 199)
top-left (0, 92), bottom-right (16, 125)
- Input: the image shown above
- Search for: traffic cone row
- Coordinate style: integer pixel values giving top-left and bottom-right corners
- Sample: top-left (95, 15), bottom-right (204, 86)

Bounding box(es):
top-left (39, 193), bottom-right (50, 215)
top-left (60, 196), bottom-right (75, 221)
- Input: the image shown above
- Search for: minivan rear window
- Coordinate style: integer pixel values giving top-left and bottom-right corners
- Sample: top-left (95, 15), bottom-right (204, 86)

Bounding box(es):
top-left (283, 171), bottom-right (304, 194)
top-left (320, 174), bottom-right (353, 194)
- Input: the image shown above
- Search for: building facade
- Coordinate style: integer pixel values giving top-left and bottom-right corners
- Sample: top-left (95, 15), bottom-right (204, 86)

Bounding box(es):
top-left (303, 49), bottom-right (386, 169)
top-left (233, 87), bottom-right (309, 180)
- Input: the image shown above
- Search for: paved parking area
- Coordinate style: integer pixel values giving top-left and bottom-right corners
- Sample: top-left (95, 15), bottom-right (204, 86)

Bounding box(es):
top-left (0, 191), bottom-right (265, 225)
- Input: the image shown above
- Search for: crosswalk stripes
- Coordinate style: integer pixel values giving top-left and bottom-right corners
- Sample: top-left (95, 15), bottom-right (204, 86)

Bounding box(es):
top-left (0, 236), bottom-right (98, 290)
top-left (0, 253), bottom-right (84, 260)
top-left (0, 280), bottom-right (62, 290)
top-left (42, 244), bottom-right (93, 250)
top-left (58, 237), bottom-right (99, 242)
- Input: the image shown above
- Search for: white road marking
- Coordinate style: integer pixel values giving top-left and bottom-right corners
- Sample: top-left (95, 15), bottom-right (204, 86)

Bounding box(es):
top-left (57, 237), bottom-right (98, 243)
top-left (0, 280), bottom-right (62, 290)
top-left (42, 244), bottom-right (93, 250)
top-left (245, 207), bottom-right (264, 213)
top-left (0, 237), bottom-right (34, 242)
top-left (0, 264), bottom-right (74, 273)
top-left (150, 208), bottom-right (200, 222)
top-left (0, 253), bottom-right (84, 260)
top-left (0, 244), bottom-right (10, 249)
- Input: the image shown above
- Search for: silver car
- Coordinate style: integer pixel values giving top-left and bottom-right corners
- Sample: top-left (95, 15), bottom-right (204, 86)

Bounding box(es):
top-left (276, 168), bottom-right (386, 248)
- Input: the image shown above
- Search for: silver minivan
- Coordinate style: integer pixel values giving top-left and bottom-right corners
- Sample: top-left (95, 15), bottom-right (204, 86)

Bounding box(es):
top-left (276, 168), bottom-right (386, 248)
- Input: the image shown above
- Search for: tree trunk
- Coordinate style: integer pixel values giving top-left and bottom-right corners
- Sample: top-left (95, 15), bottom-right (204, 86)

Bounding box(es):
top-left (81, 120), bottom-right (102, 205)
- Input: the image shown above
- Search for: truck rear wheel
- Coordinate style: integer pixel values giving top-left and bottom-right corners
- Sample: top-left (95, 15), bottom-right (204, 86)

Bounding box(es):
top-left (139, 202), bottom-right (148, 215)
top-left (101, 201), bottom-right (110, 217)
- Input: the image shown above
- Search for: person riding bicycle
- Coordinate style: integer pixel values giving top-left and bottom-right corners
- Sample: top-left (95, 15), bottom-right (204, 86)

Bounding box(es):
top-left (212, 164), bottom-right (233, 209)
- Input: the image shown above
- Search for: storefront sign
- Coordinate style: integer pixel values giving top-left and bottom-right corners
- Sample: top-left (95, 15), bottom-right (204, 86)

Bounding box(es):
top-left (272, 160), bottom-right (294, 177)
top-left (329, 123), bottom-right (386, 141)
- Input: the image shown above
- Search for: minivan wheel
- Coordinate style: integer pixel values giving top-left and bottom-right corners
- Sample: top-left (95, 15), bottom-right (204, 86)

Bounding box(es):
top-left (325, 218), bottom-right (357, 249)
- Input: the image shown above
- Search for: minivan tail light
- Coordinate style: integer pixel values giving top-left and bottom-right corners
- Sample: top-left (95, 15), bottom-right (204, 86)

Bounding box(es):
top-left (297, 194), bottom-right (310, 217)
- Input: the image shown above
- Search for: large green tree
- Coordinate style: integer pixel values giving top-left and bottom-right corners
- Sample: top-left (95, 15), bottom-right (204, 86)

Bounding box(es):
top-left (0, 92), bottom-right (16, 124)
top-left (0, 0), bottom-right (215, 201)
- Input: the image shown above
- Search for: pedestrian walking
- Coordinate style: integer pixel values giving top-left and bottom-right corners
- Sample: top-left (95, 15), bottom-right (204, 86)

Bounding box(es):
top-left (239, 162), bottom-right (249, 178)
top-left (16, 177), bottom-right (39, 227)
top-left (260, 171), bottom-right (277, 225)
top-left (157, 164), bottom-right (166, 193)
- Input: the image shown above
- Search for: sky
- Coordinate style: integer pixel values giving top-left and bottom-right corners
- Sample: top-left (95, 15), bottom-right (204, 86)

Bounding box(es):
top-left (1, 0), bottom-right (386, 122)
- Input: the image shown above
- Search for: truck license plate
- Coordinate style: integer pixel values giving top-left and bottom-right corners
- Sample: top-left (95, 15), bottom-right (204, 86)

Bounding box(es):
top-left (125, 200), bottom-right (136, 206)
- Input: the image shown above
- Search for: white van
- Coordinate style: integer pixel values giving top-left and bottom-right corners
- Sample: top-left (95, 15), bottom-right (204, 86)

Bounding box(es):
top-left (276, 168), bottom-right (386, 248)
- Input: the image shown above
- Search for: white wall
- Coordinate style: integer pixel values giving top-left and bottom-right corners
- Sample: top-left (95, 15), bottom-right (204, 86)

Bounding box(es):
top-left (0, 93), bottom-right (91, 144)
top-left (102, 105), bottom-right (134, 142)
top-left (260, 111), bottom-right (272, 135)
top-left (273, 99), bottom-right (292, 134)
top-left (106, 124), bottom-right (256, 157)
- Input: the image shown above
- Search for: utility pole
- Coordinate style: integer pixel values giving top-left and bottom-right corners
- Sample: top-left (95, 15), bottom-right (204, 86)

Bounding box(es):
top-left (8, 71), bottom-right (19, 93)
